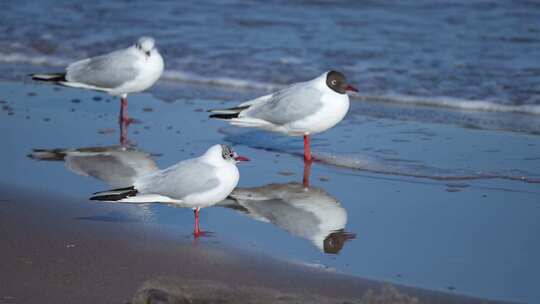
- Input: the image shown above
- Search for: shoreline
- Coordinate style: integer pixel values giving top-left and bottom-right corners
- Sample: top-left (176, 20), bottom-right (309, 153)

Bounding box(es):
top-left (1, 79), bottom-right (537, 303)
top-left (1, 64), bottom-right (540, 136)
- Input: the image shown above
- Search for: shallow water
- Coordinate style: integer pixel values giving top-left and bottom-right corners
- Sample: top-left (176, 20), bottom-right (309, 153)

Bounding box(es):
top-left (1, 81), bottom-right (539, 303)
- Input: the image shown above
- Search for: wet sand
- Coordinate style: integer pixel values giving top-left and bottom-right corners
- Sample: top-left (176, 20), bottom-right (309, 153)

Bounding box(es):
top-left (1, 79), bottom-right (537, 302)
top-left (0, 184), bottom-right (506, 304)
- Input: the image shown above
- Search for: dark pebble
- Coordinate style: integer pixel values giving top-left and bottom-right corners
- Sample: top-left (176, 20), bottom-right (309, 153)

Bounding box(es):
top-left (98, 128), bottom-right (115, 134)
top-left (278, 171), bottom-right (295, 176)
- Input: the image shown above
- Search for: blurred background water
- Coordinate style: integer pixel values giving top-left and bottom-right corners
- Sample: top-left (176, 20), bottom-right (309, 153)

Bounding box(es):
top-left (1, 1), bottom-right (540, 111)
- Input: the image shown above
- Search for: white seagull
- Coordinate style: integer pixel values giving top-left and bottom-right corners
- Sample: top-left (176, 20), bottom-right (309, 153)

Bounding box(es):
top-left (31, 36), bottom-right (164, 125)
top-left (219, 182), bottom-right (356, 254)
top-left (209, 70), bottom-right (357, 162)
top-left (90, 144), bottom-right (249, 237)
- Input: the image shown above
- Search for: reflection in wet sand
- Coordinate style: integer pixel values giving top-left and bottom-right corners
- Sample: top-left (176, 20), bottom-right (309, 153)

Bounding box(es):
top-left (220, 179), bottom-right (355, 254)
top-left (28, 146), bottom-right (159, 188)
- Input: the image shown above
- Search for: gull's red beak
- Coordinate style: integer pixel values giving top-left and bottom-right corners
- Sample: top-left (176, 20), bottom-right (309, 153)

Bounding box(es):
top-left (346, 84), bottom-right (358, 92)
top-left (234, 155), bottom-right (250, 162)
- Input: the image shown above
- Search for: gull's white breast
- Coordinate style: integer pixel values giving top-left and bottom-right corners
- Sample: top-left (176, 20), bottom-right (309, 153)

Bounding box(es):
top-left (289, 90), bottom-right (349, 135)
top-left (183, 163), bottom-right (239, 208)
top-left (111, 49), bottom-right (164, 95)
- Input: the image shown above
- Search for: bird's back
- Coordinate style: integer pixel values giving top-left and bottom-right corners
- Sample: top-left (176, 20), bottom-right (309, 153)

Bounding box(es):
top-left (66, 48), bottom-right (139, 90)
top-left (135, 158), bottom-right (219, 200)
top-left (242, 81), bottom-right (324, 125)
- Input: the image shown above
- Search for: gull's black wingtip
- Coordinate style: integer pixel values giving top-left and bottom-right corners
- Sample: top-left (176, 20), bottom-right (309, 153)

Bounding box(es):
top-left (30, 73), bottom-right (66, 82)
top-left (209, 113), bottom-right (240, 119)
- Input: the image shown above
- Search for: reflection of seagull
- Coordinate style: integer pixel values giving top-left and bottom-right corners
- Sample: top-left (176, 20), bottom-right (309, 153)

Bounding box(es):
top-left (209, 70), bottom-right (357, 162)
top-left (31, 36), bottom-right (164, 124)
top-left (91, 144), bottom-right (249, 237)
top-left (219, 182), bottom-right (355, 254)
top-left (28, 146), bottom-right (159, 188)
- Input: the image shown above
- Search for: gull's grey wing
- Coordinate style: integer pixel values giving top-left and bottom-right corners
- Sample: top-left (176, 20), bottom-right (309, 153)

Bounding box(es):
top-left (136, 159), bottom-right (219, 199)
top-left (66, 48), bottom-right (139, 89)
top-left (65, 148), bottom-right (159, 188)
top-left (242, 82), bottom-right (323, 125)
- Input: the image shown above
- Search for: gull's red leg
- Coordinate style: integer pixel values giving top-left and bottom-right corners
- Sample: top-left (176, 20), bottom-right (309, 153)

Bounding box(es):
top-left (303, 134), bottom-right (312, 162)
top-left (194, 208), bottom-right (201, 238)
top-left (119, 96), bottom-right (141, 126)
top-left (119, 97), bottom-right (129, 146)
top-left (119, 96), bottom-right (129, 123)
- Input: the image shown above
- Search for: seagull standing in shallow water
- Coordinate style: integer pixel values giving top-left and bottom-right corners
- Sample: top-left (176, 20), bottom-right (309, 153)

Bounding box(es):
top-left (208, 70), bottom-right (357, 162)
top-left (90, 144), bottom-right (249, 238)
top-left (31, 36), bottom-right (164, 131)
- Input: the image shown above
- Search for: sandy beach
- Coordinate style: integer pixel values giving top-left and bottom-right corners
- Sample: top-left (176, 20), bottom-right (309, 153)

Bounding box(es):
top-left (0, 183), bottom-right (510, 304)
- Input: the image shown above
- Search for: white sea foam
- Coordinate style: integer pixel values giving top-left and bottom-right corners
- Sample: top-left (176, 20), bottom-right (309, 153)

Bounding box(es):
top-left (162, 70), bottom-right (282, 91)
top-left (357, 94), bottom-right (540, 116)
top-left (0, 52), bottom-right (70, 67)
top-left (314, 152), bottom-right (540, 184)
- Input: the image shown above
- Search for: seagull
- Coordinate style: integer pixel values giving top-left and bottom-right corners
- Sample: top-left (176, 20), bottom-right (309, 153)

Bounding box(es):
top-left (209, 70), bottom-right (357, 162)
top-left (30, 36), bottom-right (164, 126)
top-left (219, 182), bottom-right (356, 254)
top-left (90, 144), bottom-right (249, 237)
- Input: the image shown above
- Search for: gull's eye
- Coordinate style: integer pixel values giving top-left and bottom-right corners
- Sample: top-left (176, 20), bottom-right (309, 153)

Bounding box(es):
top-left (229, 153), bottom-right (234, 158)
top-left (331, 79), bottom-right (337, 86)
